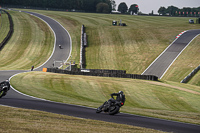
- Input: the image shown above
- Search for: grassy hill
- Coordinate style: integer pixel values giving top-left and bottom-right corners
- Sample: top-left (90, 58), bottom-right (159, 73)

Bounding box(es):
top-left (11, 71), bottom-right (200, 125)
top-left (0, 10), bottom-right (54, 70)
top-left (1, 9), bottom-right (199, 83)
top-left (0, 9), bottom-right (200, 131)
top-left (22, 9), bottom-right (200, 84)
top-left (0, 11), bottom-right (10, 44)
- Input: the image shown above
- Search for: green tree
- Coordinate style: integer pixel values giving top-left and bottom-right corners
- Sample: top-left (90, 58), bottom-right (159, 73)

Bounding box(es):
top-left (0, 0), bottom-right (115, 12)
top-left (129, 4), bottom-right (139, 14)
top-left (117, 2), bottom-right (128, 13)
top-left (96, 2), bottom-right (109, 13)
top-left (158, 6), bottom-right (166, 15)
top-left (166, 5), bottom-right (179, 16)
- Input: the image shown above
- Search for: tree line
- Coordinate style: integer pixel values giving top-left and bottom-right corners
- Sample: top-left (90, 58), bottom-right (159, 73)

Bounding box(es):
top-left (0, 0), bottom-right (116, 13)
top-left (117, 2), bottom-right (139, 14)
top-left (158, 6), bottom-right (200, 16)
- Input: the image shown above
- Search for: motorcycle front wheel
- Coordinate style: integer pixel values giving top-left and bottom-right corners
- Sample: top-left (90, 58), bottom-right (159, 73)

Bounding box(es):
top-left (108, 105), bottom-right (120, 115)
top-left (96, 106), bottom-right (103, 113)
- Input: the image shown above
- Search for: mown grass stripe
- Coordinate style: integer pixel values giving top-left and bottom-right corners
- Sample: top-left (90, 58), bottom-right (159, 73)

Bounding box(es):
top-left (22, 10), bottom-right (199, 85)
top-left (0, 12), bottom-right (9, 44)
top-left (11, 71), bottom-right (200, 124)
top-left (0, 11), bottom-right (54, 70)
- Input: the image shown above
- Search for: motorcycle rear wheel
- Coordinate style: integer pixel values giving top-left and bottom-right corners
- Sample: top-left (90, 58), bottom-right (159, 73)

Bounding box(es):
top-left (108, 105), bottom-right (120, 115)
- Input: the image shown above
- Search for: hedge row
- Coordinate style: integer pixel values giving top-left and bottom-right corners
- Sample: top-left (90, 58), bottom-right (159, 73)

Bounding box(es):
top-left (47, 68), bottom-right (158, 81)
top-left (0, 10), bottom-right (13, 50)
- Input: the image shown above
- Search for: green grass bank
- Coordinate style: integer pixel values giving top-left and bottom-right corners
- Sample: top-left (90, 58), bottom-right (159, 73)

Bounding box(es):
top-left (11, 71), bottom-right (200, 125)
top-left (19, 9), bottom-right (200, 84)
top-left (0, 106), bottom-right (164, 133)
top-left (0, 10), bottom-right (54, 70)
top-left (1, 9), bottom-right (199, 132)
top-left (0, 11), bottom-right (10, 44)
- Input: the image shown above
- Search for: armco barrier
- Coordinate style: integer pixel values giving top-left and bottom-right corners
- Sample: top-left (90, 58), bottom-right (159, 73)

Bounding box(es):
top-left (0, 10), bottom-right (13, 50)
top-left (46, 68), bottom-right (158, 81)
top-left (181, 65), bottom-right (200, 83)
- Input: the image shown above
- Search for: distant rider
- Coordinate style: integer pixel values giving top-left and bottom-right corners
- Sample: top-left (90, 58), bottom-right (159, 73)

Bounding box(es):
top-left (0, 80), bottom-right (10, 89)
top-left (0, 79), bottom-right (10, 97)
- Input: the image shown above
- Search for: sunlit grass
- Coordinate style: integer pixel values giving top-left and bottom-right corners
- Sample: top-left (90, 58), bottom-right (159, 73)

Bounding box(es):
top-left (2, 9), bottom-right (199, 84)
top-left (20, 9), bottom-right (200, 85)
top-left (0, 11), bottom-right (9, 44)
top-left (0, 11), bottom-right (54, 70)
top-left (1, 9), bottom-right (199, 131)
top-left (11, 71), bottom-right (200, 125)
top-left (0, 106), bottom-right (164, 133)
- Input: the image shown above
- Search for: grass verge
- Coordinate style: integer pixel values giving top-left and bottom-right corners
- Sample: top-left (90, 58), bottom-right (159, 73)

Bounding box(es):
top-left (0, 10), bottom-right (54, 70)
top-left (11, 71), bottom-right (200, 125)
top-left (0, 11), bottom-right (9, 44)
top-left (0, 106), bottom-right (164, 133)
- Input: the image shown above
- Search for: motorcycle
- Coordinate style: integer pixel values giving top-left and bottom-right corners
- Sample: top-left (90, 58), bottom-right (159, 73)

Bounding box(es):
top-left (0, 80), bottom-right (10, 98)
top-left (96, 98), bottom-right (124, 115)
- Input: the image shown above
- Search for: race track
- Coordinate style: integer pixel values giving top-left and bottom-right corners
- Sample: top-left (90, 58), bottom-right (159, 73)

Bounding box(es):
top-left (142, 30), bottom-right (200, 79)
top-left (0, 11), bottom-right (200, 133)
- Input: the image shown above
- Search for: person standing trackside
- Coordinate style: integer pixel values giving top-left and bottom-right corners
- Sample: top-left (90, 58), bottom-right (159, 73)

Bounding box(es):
top-left (59, 45), bottom-right (62, 49)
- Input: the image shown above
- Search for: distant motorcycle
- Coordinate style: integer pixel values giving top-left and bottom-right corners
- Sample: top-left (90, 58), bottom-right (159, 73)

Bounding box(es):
top-left (96, 98), bottom-right (124, 115)
top-left (0, 80), bottom-right (10, 98)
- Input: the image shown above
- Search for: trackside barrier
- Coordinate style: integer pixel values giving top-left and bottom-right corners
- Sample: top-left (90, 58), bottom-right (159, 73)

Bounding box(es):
top-left (42, 68), bottom-right (47, 72)
top-left (80, 25), bottom-right (87, 69)
top-left (46, 68), bottom-right (158, 81)
top-left (0, 10), bottom-right (13, 50)
top-left (181, 65), bottom-right (200, 83)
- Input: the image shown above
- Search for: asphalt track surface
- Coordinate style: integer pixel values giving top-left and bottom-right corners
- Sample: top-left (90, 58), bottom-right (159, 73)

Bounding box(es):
top-left (142, 29), bottom-right (200, 79)
top-left (0, 11), bottom-right (200, 133)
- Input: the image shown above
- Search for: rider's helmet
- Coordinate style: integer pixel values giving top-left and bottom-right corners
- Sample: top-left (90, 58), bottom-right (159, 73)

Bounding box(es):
top-left (118, 91), bottom-right (123, 94)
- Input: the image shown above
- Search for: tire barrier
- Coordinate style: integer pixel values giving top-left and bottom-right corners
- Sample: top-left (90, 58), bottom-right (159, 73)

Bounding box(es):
top-left (46, 68), bottom-right (158, 81)
top-left (181, 65), bottom-right (200, 83)
top-left (0, 10), bottom-right (13, 50)
top-left (80, 25), bottom-right (87, 69)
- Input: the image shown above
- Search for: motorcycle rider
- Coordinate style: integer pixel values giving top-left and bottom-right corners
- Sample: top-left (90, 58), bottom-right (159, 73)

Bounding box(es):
top-left (101, 91), bottom-right (126, 111)
top-left (0, 80), bottom-right (10, 97)
top-left (109, 91), bottom-right (125, 105)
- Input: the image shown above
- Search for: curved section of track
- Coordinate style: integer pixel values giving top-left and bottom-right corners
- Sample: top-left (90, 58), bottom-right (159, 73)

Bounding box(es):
top-left (24, 11), bottom-right (72, 71)
top-left (0, 11), bottom-right (200, 133)
top-left (142, 29), bottom-right (200, 79)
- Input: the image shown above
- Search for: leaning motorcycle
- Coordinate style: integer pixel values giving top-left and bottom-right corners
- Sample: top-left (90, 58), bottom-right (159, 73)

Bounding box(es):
top-left (0, 81), bottom-right (10, 98)
top-left (96, 98), bottom-right (124, 115)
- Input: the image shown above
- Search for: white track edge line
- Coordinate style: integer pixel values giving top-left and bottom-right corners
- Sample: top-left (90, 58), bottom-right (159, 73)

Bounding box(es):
top-left (159, 33), bottom-right (200, 79)
top-left (141, 30), bottom-right (188, 77)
